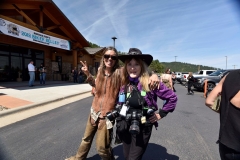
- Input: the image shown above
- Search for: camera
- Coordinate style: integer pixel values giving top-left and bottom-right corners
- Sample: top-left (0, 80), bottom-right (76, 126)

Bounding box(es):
top-left (126, 110), bottom-right (142, 135)
top-left (106, 104), bottom-right (122, 121)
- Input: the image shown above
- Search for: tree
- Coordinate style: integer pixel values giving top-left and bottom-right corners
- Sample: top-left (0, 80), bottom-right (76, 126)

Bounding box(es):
top-left (149, 59), bottom-right (164, 73)
top-left (88, 41), bottom-right (100, 48)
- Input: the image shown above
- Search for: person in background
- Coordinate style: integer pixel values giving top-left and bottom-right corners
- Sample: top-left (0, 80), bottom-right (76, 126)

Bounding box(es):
top-left (39, 63), bottom-right (46, 85)
top-left (72, 67), bottom-right (78, 83)
top-left (28, 60), bottom-right (35, 87)
top-left (116, 48), bottom-right (178, 160)
top-left (78, 67), bottom-right (84, 84)
top-left (171, 71), bottom-right (177, 92)
top-left (161, 68), bottom-right (173, 90)
top-left (65, 46), bottom-right (160, 160)
top-left (205, 70), bottom-right (240, 160)
top-left (187, 72), bottom-right (194, 95)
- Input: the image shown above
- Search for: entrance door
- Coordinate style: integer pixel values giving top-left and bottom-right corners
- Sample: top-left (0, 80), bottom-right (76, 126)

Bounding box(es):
top-left (0, 55), bottom-right (9, 81)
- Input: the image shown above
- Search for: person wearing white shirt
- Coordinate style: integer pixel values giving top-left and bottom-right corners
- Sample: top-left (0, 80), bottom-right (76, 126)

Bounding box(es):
top-left (28, 60), bottom-right (35, 87)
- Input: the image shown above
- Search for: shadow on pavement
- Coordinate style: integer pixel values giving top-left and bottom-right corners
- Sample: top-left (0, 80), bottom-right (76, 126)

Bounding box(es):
top-left (87, 143), bottom-right (179, 160)
top-left (0, 81), bottom-right (85, 90)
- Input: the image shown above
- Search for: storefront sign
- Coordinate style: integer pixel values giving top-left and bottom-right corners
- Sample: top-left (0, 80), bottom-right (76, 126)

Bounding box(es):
top-left (0, 18), bottom-right (70, 50)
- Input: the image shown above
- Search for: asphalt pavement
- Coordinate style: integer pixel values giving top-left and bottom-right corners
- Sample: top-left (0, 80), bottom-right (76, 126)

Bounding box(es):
top-left (0, 83), bottom-right (221, 160)
top-left (0, 81), bottom-right (92, 116)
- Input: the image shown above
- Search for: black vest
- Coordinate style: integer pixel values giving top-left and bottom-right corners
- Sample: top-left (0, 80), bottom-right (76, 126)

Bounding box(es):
top-left (219, 69), bottom-right (240, 151)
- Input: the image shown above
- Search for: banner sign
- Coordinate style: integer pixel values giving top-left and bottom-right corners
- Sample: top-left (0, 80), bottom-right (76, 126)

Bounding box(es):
top-left (0, 18), bottom-right (70, 50)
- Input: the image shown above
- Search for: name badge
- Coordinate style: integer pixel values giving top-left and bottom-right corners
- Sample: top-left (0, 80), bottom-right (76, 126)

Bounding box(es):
top-left (120, 104), bottom-right (128, 117)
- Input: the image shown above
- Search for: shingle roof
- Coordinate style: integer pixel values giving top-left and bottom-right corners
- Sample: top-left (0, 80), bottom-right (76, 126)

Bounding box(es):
top-left (84, 47), bottom-right (105, 55)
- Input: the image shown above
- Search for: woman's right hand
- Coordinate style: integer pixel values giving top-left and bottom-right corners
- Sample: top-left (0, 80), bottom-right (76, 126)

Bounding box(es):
top-left (80, 61), bottom-right (90, 76)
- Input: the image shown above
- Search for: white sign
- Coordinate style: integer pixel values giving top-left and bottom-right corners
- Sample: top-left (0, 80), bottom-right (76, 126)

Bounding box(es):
top-left (0, 18), bottom-right (70, 50)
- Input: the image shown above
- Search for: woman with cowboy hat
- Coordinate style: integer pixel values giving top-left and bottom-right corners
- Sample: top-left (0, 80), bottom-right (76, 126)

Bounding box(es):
top-left (116, 48), bottom-right (178, 160)
top-left (65, 46), bottom-right (161, 160)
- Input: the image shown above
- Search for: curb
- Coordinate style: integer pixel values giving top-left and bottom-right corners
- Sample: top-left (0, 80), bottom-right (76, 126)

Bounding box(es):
top-left (0, 91), bottom-right (91, 117)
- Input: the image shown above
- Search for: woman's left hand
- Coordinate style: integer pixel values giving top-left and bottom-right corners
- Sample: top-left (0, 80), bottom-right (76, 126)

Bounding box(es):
top-left (149, 74), bottom-right (160, 90)
top-left (149, 113), bottom-right (161, 123)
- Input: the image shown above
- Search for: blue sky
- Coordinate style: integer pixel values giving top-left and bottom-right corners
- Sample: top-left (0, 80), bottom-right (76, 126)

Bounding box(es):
top-left (53, 0), bottom-right (240, 70)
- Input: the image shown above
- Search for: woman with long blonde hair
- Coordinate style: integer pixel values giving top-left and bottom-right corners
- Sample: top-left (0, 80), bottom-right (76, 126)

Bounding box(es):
top-left (66, 46), bottom-right (160, 160)
top-left (116, 48), bottom-right (177, 160)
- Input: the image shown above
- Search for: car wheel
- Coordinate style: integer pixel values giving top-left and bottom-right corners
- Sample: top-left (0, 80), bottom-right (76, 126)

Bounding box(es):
top-left (207, 83), bottom-right (215, 90)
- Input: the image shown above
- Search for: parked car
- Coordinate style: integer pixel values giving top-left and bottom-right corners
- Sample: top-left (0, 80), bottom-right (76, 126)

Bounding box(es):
top-left (175, 72), bottom-right (182, 83)
top-left (193, 69), bottom-right (235, 91)
top-left (180, 72), bottom-right (189, 83)
top-left (193, 70), bottom-right (216, 77)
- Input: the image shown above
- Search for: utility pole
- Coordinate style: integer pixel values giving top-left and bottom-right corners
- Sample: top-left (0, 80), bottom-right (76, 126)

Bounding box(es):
top-left (174, 56), bottom-right (177, 62)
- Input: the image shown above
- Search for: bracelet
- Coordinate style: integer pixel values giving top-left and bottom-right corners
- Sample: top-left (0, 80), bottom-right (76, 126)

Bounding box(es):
top-left (159, 109), bottom-right (169, 118)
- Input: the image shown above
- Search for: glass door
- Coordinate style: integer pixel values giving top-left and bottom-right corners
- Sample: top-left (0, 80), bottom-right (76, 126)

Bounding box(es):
top-left (0, 56), bottom-right (9, 81)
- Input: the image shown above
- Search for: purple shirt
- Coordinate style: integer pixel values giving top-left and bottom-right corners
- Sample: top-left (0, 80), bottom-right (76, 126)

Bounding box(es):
top-left (119, 81), bottom-right (177, 112)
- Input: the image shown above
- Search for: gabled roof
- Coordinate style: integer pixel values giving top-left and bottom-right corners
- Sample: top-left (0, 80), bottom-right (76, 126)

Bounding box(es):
top-left (0, 0), bottom-right (89, 48)
top-left (84, 47), bottom-right (105, 55)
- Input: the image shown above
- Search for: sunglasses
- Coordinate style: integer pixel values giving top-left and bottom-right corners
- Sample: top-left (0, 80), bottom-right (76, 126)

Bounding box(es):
top-left (104, 54), bottom-right (117, 60)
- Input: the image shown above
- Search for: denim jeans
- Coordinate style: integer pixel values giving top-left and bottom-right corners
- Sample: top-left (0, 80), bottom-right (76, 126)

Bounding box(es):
top-left (28, 71), bottom-right (35, 86)
top-left (219, 142), bottom-right (240, 160)
top-left (78, 75), bottom-right (83, 83)
top-left (69, 114), bottom-right (114, 160)
top-left (40, 73), bottom-right (46, 84)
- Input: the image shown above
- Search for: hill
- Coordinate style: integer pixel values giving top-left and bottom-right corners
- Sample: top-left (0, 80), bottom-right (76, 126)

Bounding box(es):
top-left (161, 62), bottom-right (219, 73)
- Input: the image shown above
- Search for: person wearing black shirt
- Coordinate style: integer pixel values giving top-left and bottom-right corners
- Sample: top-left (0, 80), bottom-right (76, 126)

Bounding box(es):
top-left (206, 70), bottom-right (240, 159)
top-left (72, 67), bottom-right (78, 83)
top-left (78, 67), bottom-right (84, 83)
top-left (187, 72), bottom-right (194, 95)
top-left (39, 63), bottom-right (46, 85)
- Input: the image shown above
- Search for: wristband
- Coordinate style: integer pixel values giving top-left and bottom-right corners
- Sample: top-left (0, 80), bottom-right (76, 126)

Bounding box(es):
top-left (159, 109), bottom-right (169, 118)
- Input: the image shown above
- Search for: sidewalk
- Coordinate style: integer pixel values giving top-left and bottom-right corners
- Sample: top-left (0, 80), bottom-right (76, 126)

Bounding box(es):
top-left (0, 81), bottom-right (92, 116)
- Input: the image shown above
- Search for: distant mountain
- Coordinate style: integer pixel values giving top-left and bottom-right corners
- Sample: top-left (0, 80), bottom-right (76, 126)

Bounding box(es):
top-left (161, 62), bottom-right (220, 72)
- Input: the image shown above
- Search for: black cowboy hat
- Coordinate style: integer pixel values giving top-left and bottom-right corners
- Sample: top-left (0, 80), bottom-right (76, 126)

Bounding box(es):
top-left (118, 48), bottom-right (153, 66)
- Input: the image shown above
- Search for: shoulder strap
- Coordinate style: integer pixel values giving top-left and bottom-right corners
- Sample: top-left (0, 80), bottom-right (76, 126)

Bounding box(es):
top-left (124, 84), bottom-right (145, 109)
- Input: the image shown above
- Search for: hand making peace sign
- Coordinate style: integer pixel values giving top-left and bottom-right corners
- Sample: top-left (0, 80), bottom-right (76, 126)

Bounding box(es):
top-left (80, 61), bottom-right (90, 76)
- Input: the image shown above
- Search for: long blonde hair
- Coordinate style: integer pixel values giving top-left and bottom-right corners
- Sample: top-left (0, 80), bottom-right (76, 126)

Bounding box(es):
top-left (95, 47), bottom-right (121, 96)
top-left (122, 58), bottom-right (150, 92)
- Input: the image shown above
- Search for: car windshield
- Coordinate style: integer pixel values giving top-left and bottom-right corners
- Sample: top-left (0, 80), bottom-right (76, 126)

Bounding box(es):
top-left (209, 70), bottom-right (224, 76)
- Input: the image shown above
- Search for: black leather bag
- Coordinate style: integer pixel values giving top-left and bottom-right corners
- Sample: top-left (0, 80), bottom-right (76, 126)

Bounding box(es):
top-left (115, 118), bottom-right (128, 143)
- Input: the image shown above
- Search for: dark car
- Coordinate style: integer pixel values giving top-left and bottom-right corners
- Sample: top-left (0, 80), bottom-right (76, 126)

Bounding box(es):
top-left (193, 69), bottom-right (235, 91)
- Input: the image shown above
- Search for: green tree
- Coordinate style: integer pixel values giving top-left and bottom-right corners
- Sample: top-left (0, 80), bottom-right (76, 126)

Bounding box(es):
top-left (149, 59), bottom-right (164, 73)
top-left (88, 41), bottom-right (100, 48)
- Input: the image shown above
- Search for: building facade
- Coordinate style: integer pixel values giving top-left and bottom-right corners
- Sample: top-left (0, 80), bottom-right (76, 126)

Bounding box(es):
top-left (0, 0), bottom-right (103, 82)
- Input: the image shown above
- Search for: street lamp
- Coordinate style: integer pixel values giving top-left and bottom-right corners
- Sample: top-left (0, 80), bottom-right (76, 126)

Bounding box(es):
top-left (112, 37), bottom-right (117, 48)
top-left (225, 56), bottom-right (227, 69)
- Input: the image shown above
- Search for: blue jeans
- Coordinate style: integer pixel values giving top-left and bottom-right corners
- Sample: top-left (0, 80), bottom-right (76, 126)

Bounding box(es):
top-left (28, 71), bottom-right (35, 86)
top-left (78, 75), bottom-right (83, 83)
top-left (40, 73), bottom-right (46, 84)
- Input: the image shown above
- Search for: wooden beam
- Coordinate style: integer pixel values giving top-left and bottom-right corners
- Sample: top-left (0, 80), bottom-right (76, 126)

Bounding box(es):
top-left (0, 14), bottom-right (38, 30)
top-left (42, 8), bottom-right (75, 40)
top-left (12, 4), bottom-right (36, 26)
top-left (43, 8), bottom-right (75, 40)
top-left (0, 4), bottom-right (40, 10)
top-left (40, 10), bottom-right (43, 26)
top-left (0, 14), bottom-right (71, 41)
top-left (46, 25), bottom-right (61, 31)
top-left (42, 7), bottom-right (60, 25)
top-left (59, 26), bottom-right (75, 40)
top-left (28, 9), bottom-right (41, 15)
